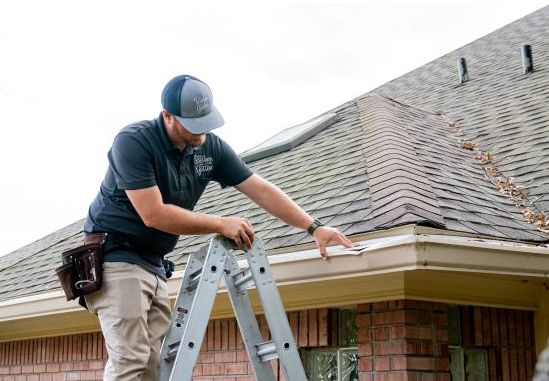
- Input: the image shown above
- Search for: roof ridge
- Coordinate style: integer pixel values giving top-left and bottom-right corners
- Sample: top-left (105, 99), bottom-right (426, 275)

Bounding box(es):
top-left (357, 93), bottom-right (445, 229)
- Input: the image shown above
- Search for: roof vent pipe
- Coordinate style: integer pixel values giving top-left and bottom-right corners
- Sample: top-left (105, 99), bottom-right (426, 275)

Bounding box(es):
top-left (522, 44), bottom-right (534, 74)
top-left (458, 57), bottom-right (469, 84)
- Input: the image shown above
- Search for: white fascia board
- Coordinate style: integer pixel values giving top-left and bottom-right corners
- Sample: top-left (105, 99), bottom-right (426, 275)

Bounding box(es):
top-left (2, 234), bottom-right (549, 322)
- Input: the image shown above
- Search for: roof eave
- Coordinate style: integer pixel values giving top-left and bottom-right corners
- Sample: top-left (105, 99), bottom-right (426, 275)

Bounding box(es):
top-left (1, 229), bottom-right (549, 341)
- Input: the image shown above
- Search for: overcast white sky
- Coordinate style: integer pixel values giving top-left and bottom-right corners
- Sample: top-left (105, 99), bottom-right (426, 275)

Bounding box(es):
top-left (0, 0), bottom-right (546, 256)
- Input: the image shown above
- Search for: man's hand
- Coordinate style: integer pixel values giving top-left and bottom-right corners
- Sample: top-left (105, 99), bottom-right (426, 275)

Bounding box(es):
top-left (313, 226), bottom-right (355, 260)
top-left (219, 217), bottom-right (254, 251)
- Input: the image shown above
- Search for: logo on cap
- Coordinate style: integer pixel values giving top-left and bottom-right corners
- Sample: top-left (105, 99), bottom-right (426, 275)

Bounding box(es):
top-left (194, 96), bottom-right (210, 115)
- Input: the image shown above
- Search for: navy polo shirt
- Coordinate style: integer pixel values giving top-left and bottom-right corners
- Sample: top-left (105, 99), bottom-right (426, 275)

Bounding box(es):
top-left (84, 114), bottom-right (253, 277)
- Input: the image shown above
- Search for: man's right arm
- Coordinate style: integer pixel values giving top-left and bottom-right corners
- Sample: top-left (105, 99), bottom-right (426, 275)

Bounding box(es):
top-left (125, 186), bottom-right (255, 249)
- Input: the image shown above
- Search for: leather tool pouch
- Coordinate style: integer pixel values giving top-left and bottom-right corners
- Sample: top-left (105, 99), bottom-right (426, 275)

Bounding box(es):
top-left (55, 233), bottom-right (107, 301)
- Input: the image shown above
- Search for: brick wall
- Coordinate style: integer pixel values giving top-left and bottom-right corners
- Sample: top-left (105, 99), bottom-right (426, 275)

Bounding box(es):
top-left (357, 300), bottom-right (450, 381)
top-left (459, 306), bottom-right (536, 381)
top-left (0, 333), bottom-right (107, 381)
top-left (356, 300), bottom-right (537, 381)
top-left (193, 308), bottom-right (335, 380)
top-left (0, 308), bottom-right (333, 381)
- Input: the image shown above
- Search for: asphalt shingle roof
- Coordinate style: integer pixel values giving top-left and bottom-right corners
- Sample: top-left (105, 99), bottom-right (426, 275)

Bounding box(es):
top-left (1, 6), bottom-right (548, 302)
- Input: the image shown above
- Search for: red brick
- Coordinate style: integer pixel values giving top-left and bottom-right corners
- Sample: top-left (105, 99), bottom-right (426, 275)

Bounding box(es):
top-left (214, 352), bottom-right (236, 363)
top-left (87, 361), bottom-right (103, 371)
top-left (437, 358), bottom-right (449, 372)
top-left (358, 358), bottom-right (372, 372)
top-left (214, 320), bottom-right (222, 351)
top-left (289, 312), bottom-right (299, 344)
top-left (374, 311), bottom-right (389, 325)
top-left (391, 356), bottom-right (407, 370)
top-left (308, 309), bottom-right (318, 346)
top-left (64, 372), bottom-right (81, 381)
top-left (221, 319), bottom-right (229, 350)
top-left (357, 303), bottom-right (371, 313)
top-left (228, 319), bottom-right (237, 350)
top-left (419, 343), bottom-right (434, 356)
top-left (434, 312), bottom-right (448, 327)
top-left (319, 309), bottom-right (329, 346)
top-left (358, 328), bottom-right (372, 343)
top-left (357, 313), bottom-right (372, 328)
top-left (403, 300), bottom-right (433, 310)
top-left (14, 376), bottom-right (26, 381)
top-left (376, 371), bottom-right (409, 381)
top-left (225, 363), bottom-right (247, 375)
top-left (236, 350), bottom-right (249, 363)
top-left (435, 328), bottom-right (448, 342)
top-left (21, 365), bottom-right (34, 374)
top-left (206, 321), bottom-right (214, 351)
top-left (390, 310), bottom-right (406, 324)
top-left (9, 367), bottom-right (21, 375)
top-left (420, 373), bottom-right (436, 381)
top-left (501, 348), bottom-right (510, 381)
top-left (193, 365), bottom-right (203, 377)
top-left (374, 357), bottom-right (390, 371)
top-left (197, 352), bottom-right (214, 364)
top-left (33, 365), bottom-right (46, 373)
top-left (408, 357), bottom-right (435, 371)
top-left (359, 343), bottom-right (372, 357)
top-left (73, 361), bottom-right (88, 371)
top-left (202, 363), bottom-right (224, 376)
top-left (372, 301), bottom-right (389, 311)
top-left (479, 308), bottom-right (490, 346)
top-left (0, 368), bottom-right (10, 375)
top-left (59, 362), bottom-right (72, 372)
top-left (389, 300), bottom-right (405, 309)
top-left (298, 310), bottom-right (308, 347)
top-left (80, 371), bottom-right (96, 380)
top-left (437, 374), bottom-right (451, 381)
top-left (39, 374), bottom-right (52, 381)
top-left (27, 376), bottom-right (39, 381)
top-left (45, 364), bottom-right (59, 373)
top-left (374, 327), bottom-right (390, 341)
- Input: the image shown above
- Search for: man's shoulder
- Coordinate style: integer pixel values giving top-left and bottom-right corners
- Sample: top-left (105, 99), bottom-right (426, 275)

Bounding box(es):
top-left (118, 119), bottom-right (157, 137)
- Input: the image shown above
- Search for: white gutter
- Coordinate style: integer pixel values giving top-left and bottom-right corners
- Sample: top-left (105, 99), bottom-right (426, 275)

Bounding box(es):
top-left (2, 234), bottom-right (549, 323)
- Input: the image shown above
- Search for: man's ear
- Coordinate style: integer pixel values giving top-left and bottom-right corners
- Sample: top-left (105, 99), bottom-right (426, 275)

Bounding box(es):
top-left (162, 110), bottom-right (173, 125)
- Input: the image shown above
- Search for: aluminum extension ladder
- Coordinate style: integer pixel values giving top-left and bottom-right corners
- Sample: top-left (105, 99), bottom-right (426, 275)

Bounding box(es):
top-left (159, 235), bottom-right (307, 381)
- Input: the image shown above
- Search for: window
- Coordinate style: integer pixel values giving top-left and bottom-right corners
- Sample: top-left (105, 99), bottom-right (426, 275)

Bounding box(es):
top-left (309, 308), bottom-right (358, 381)
top-left (448, 306), bottom-right (489, 381)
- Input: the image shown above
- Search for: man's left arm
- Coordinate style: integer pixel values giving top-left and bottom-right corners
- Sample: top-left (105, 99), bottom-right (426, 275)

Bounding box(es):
top-left (236, 174), bottom-right (355, 259)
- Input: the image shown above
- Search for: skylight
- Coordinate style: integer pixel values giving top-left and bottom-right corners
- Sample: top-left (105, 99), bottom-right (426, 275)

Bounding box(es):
top-left (240, 113), bottom-right (339, 163)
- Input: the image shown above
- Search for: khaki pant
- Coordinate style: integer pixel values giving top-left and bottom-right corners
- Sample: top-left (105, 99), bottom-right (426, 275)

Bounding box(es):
top-left (85, 262), bottom-right (171, 381)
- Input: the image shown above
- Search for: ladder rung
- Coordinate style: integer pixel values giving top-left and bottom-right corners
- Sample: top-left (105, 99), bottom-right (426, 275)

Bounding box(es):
top-left (256, 341), bottom-right (279, 362)
top-left (233, 271), bottom-right (254, 291)
top-left (165, 341), bottom-right (181, 361)
top-left (186, 269), bottom-right (203, 291)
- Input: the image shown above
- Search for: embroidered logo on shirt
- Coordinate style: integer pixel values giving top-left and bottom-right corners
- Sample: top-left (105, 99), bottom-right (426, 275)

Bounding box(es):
top-left (194, 155), bottom-right (213, 177)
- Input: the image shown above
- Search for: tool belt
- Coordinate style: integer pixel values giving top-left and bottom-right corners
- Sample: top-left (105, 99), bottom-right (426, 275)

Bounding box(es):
top-left (55, 233), bottom-right (107, 301)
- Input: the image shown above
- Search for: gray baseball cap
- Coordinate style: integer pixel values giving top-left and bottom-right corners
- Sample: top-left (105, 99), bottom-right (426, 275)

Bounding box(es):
top-left (161, 75), bottom-right (225, 134)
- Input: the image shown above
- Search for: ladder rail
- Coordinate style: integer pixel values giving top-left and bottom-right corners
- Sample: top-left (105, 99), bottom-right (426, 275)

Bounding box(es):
top-left (243, 239), bottom-right (308, 381)
top-left (159, 240), bottom-right (229, 381)
top-left (224, 254), bottom-right (277, 380)
top-left (159, 236), bottom-right (308, 381)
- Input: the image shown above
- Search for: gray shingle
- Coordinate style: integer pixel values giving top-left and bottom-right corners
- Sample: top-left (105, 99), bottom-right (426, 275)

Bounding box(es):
top-left (2, 7), bottom-right (549, 302)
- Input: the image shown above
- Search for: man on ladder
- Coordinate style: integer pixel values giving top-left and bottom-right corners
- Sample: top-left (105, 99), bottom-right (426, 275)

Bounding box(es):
top-left (82, 74), bottom-right (355, 381)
